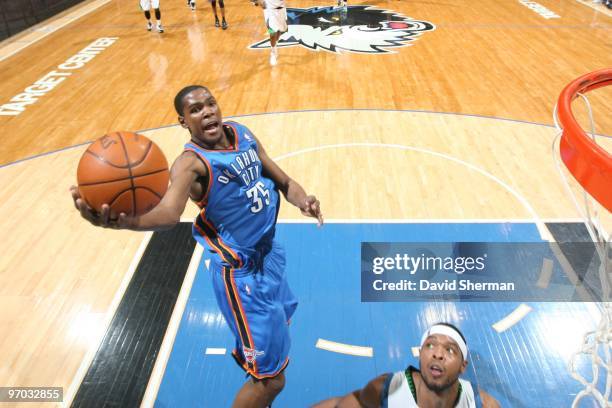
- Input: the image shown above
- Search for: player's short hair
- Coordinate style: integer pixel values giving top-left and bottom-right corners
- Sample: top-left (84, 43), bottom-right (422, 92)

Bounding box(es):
top-left (174, 85), bottom-right (210, 115)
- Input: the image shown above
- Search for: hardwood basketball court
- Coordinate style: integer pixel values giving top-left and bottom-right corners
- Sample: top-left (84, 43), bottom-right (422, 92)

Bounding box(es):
top-left (0, 0), bottom-right (610, 406)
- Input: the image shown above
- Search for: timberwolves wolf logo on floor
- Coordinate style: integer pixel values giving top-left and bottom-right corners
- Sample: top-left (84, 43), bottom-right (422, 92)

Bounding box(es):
top-left (249, 6), bottom-right (435, 54)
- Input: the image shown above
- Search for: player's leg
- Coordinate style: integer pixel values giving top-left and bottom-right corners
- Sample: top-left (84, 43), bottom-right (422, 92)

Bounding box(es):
top-left (266, 8), bottom-right (287, 65)
top-left (151, 0), bottom-right (163, 32)
top-left (232, 372), bottom-right (286, 408)
top-left (219, 0), bottom-right (227, 29)
top-left (230, 243), bottom-right (293, 407)
top-left (211, 0), bottom-right (220, 27)
top-left (210, 253), bottom-right (291, 407)
top-left (154, 9), bottom-right (163, 32)
top-left (140, 0), bottom-right (153, 31)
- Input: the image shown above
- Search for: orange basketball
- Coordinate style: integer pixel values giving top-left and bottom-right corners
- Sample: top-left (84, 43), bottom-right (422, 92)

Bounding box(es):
top-left (77, 131), bottom-right (170, 217)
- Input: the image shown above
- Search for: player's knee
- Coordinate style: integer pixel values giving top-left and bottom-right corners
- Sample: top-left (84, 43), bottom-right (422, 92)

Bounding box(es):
top-left (262, 372), bottom-right (285, 395)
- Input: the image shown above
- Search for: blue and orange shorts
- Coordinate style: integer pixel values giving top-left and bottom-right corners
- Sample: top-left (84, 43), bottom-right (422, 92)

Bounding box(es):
top-left (210, 239), bottom-right (298, 379)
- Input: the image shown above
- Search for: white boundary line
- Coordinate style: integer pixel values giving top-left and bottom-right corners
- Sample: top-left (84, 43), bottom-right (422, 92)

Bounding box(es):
top-left (205, 348), bottom-right (227, 355)
top-left (574, 0), bottom-right (612, 17)
top-left (273, 143), bottom-right (552, 241)
top-left (63, 231), bottom-right (154, 408)
top-left (315, 338), bottom-right (374, 357)
top-left (536, 257), bottom-right (554, 288)
top-left (492, 303), bottom-right (533, 333)
top-left (186, 217), bottom-right (584, 224)
top-left (140, 244), bottom-right (204, 408)
top-left (0, 0), bottom-right (111, 63)
top-left (272, 218), bottom-right (585, 224)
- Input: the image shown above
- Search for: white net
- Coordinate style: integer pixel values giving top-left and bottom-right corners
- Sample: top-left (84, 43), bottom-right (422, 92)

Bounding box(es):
top-left (553, 92), bottom-right (612, 408)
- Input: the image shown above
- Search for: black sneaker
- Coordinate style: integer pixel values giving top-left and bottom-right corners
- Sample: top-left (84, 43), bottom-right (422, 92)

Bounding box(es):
top-left (222, 19), bottom-right (228, 30)
top-left (215, 17), bottom-right (220, 27)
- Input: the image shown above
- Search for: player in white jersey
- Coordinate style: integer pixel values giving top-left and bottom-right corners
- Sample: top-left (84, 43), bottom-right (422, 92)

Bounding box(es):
top-left (313, 323), bottom-right (500, 408)
top-left (251, 0), bottom-right (287, 66)
top-left (140, 0), bottom-right (164, 33)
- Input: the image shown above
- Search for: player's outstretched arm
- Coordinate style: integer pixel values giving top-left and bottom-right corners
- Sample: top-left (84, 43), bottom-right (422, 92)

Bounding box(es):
top-left (254, 136), bottom-right (324, 226)
top-left (479, 389), bottom-right (501, 408)
top-left (310, 374), bottom-right (387, 408)
top-left (71, 151), bottom-right (205, 231)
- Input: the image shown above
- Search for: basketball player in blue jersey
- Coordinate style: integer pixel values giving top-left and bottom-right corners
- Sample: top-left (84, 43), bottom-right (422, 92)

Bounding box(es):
top-left (70, 85), bottom-right (323, 407)
top-left (312, 323), bottom-right (500, 408)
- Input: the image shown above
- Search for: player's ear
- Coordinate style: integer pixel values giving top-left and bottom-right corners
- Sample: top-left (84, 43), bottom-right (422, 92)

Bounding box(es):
top-left (460, 359), bottom-right (468, 374)
top-left (178, 115), bottom-right (187, 128)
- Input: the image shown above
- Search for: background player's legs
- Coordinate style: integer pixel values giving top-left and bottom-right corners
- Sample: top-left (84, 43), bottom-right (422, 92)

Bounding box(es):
top-left (232, 372), bottom-right (286, 408)
top-left (142, 0), bottom-right (163, 32)
top-left (268, 31), bottom-right (281, 66)
top-left (270, 31), bottom-right (281, 48)
top-left (154, 8), bottom-right (163, 32)
top-left (264, 8), bottom-right (286, 66)
top-left (210, 0), bottom-right (227, 29)
top-left (144, 9), bottom-right (153, 31)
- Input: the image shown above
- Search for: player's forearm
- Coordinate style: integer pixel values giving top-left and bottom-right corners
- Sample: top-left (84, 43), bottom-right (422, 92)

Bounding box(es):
top-left (126, 204), bottom-right (181, 231)
top-left (283, 179), bottom-right (309, 209)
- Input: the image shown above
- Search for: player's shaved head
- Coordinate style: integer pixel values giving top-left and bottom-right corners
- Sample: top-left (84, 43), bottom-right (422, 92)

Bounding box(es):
top-left (174, 85), bottom-right (210, 115)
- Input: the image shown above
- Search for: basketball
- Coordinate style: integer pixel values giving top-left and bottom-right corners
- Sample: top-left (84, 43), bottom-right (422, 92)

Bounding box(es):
top-left (77, 131), bottom-right (170, 217)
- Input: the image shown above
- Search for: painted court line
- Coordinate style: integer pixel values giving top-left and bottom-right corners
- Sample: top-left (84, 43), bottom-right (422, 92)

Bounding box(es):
top-left (536, 257), bottom-right (554, 288)
top-left (492, 303), bottom-right (532, 333)
top-left (273, 143), bottom-right (551, 241)
top-left (63, 231), bottom-right (154, 408)
top-left (141, 244), bottom-right (204, 408)
top-left (316, 338), bottom-right (374, 357)
top-left (275, 218), bottom-right (584, 224)
top-left (205, 348), bottom-right (227, 355)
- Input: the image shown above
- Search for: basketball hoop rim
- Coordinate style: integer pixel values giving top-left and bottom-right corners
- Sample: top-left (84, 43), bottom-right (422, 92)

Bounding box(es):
top-left (556, 68), bottom-right (612, 213)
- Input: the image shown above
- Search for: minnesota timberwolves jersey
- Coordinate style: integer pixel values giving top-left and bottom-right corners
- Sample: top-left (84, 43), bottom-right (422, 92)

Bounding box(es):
top-left (383, 366), bottom-right (478, 408)
top-left (184, 121), bottom-right (280, 267)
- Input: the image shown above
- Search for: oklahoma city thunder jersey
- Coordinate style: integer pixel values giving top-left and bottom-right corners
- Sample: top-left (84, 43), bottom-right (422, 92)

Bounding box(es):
top-left (184, 121), bottom-right (280, 267)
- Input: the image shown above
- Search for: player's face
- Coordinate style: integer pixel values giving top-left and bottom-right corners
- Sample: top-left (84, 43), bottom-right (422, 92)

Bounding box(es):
top-left (179, 88), bottom-right (224, 147)
top-left (419, 334), bottom-right (467, 393)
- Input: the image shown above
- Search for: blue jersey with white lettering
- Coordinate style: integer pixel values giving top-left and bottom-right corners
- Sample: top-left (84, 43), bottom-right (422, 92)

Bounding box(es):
top-left (184, 121), bottom-right (280, 267)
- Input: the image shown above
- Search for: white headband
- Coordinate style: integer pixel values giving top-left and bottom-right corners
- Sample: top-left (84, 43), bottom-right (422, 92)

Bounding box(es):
top-left (420, 324), bottom-right (468, 360)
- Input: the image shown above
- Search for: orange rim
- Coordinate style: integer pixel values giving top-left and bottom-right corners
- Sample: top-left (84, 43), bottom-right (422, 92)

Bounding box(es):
top-left (557, 68), bottom-right (612, 212)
